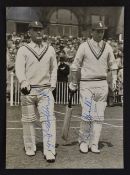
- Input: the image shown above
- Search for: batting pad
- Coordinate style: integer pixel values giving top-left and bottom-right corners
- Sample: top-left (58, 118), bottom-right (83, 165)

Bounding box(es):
top-left (90, 121), bottom-right (103, 146)
top-left (81, 100), bottom-right (107, 121)
top-left (21, 105), bottom-right (37, 122)
top-left (78, 120), bottom-right (93, 144)
top-left (41, 119), bottom-right (56, 156)
top-left (22, 122), bottom-right (36, 152)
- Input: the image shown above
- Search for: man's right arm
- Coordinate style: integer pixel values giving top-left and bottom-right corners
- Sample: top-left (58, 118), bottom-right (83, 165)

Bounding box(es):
top-left (15, 46), bottom-right (27, 83)
top-left (15, 46), bottom-right (31, 95)
top-left (71, 43), bottom-right (84, 74)
top-left (69, 43), bottom-right (84, 91)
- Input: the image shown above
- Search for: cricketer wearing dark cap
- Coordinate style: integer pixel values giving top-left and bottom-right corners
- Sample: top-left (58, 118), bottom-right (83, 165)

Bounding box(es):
top-left (15, 20), bottom-right (58, 162)
top-left (28, 21), bottom-right (43, 45)
top-left (69, 21), bottom-right (118, 154)
top-left (91, 21), bottom-right (108, 43)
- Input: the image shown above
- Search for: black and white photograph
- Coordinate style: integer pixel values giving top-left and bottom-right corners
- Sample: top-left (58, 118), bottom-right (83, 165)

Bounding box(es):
top-left (6, 6), bottom-right (124, 169)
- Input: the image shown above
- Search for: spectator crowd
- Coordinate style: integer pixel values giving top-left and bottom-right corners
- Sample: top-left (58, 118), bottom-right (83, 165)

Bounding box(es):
top-left (6, 31), bottom-right (123, 105)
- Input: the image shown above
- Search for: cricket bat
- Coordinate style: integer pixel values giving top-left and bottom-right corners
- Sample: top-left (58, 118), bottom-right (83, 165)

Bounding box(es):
top-left (62, 91), bottom-right (74, 140)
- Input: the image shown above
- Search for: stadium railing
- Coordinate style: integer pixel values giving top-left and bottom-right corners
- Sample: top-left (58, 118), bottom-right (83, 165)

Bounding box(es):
top-left (9, 72), bottom-right (80, 106)
top-left (8, 72), bottom-right (123, 106)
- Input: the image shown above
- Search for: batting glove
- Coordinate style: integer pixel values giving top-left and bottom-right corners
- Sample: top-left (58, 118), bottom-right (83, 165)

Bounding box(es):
top-left (69, 82), bottom-right (77, 92)
top-left (21, 80), bottom-right (31, 95)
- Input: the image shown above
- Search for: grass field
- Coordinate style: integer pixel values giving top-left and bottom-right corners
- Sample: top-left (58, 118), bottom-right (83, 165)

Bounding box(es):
top-left (6, 103), bottom-right (123, 169)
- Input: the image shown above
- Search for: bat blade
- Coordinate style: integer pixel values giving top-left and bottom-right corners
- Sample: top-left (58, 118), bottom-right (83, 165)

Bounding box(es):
top-left (62, 106), bottom-right (72, 140)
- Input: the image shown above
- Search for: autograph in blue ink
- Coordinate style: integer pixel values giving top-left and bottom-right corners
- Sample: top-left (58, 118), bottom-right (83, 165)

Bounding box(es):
top-left (81, 95), bottom-right (94, 140)
top-left (36, 88), bottom-right (55, 150)
top-left (82, 96), bottom-right (93, 121)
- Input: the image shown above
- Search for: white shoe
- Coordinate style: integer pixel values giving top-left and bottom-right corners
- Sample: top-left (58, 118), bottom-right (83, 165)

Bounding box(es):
top-left (26, 149), bottom-right (35, 156)
top-left (25, 145), bottom-right (36, 156)
top-left (91, 144), bottom-right (100, 153)
top-left (79, 142), bottom-right (88, 153)
top-left (44, 151), bottom-right (55, 163)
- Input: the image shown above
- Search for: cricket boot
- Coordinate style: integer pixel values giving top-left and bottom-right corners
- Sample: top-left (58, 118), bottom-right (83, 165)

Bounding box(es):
top-left (44, 151), bottom-right (56, 163)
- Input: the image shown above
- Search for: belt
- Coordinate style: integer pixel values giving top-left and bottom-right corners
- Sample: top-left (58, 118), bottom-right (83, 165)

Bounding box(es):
top-left (80, 77), bottom-right (106, 81)
top-left (31, 85), bottom-right (50, 88)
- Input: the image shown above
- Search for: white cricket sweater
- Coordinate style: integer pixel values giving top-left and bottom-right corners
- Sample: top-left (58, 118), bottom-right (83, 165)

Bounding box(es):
top-left (71, 38), bottom-right (118, 81)
top-left (15, 41), bottom-right (58, 87)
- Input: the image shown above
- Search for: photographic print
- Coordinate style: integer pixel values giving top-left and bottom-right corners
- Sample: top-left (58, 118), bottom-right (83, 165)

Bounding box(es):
top-left (6, 6), bottom-right (124, 169)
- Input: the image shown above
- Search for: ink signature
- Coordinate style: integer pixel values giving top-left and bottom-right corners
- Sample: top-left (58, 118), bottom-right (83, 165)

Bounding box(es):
top-left (82, 96), bottom-right (94, 121)
top-left (36, 88), bottom-right (55, 149)
top-left (80, 95), bottom-right (94, 140)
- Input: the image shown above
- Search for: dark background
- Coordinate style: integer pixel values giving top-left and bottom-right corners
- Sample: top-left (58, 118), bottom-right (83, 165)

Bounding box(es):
top-left (0, 0), bottom-right (130, 175)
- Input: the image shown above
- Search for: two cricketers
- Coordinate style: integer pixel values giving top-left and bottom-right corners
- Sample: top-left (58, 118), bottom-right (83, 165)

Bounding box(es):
top-left (69, 21), bottom-right (118, 153)
top-left (15, 21), bottom-right (57, 162)
top-left (15, 20), bottom-right (117, 162)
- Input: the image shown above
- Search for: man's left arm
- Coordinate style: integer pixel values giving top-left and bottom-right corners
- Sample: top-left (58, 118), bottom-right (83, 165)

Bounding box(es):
top-left (50, 47), bottom-right (58, 90)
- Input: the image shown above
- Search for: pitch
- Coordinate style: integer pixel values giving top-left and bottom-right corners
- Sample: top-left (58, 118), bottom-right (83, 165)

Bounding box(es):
top-left (6, 103), bottom-right (123, 169)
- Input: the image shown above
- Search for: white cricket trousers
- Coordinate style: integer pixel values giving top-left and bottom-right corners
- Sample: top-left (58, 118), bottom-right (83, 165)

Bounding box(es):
top-left (79, 80), bottom-right (108, 147)
top-left (21, 88), bottom-right (56, 155)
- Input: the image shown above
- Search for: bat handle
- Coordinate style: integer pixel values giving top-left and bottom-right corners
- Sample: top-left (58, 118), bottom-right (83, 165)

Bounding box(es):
top-left (68, 92), bottom-right (74, 108)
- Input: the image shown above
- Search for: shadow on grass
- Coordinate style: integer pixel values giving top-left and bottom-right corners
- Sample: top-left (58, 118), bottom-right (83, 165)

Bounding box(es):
top-left (36, 142), bottom-right (59, 152)
top-left (62, 141), bottom-right (79, 146)
top-left (61, 140), bottom-right (113, 148)
top-left (99, 141), bottom-right (113, 149)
